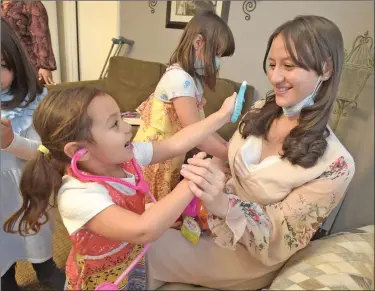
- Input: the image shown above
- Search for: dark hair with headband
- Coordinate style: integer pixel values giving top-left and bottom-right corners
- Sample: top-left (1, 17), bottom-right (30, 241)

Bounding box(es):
top-left (4, 86), bottom-right (107, 235)
top-left (239, 15), bottom-right (344, 168)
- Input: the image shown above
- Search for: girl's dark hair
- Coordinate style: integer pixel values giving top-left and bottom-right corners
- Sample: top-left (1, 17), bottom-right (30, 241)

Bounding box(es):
top-left (3, 86), bottom-right (108, 236)
top-left (239, 15), bottom-right (344, 168)
top-left (1, 17), bottom-right (43, 109)
top-left (169, 10), bottom-right (235, 90)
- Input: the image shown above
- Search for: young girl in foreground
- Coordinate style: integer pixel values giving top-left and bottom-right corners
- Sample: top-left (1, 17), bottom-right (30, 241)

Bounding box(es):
top-left (4, 86), bottom-right (236, 290)
top-left (134, 10), bottom-right (235, 200)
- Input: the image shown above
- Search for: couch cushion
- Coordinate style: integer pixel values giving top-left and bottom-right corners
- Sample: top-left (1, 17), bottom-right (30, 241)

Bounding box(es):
top-left (269, 225), bottom-right (374, 290)
top-left (47, 79), bottom-right (107, 92)
top-left (106, 56), bottom-right (166, 112)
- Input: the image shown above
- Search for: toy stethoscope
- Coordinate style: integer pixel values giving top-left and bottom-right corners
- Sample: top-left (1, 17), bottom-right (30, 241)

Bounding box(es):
top-left (70, 81), bottom-right (247, 290)
top-left (71, 149), bottom-right (157, 290)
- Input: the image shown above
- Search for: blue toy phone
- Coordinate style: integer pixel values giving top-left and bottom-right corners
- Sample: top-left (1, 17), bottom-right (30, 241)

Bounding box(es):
top-left (231, 81), bottom-right (247, 123)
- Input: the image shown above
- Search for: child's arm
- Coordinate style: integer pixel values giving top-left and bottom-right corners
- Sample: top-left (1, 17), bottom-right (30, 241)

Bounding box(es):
top-left (174, 97), bottom-right (228, 160)
top-left (196, 133), bottom-right (228, 160)
top-left (85, 179), bottom-right (194, 244)
top-left (150, 93), bottom-right (236, 165)
top-left (212, 132), bottom-right (229, 145)
top-left (1, 119), bottom-right (40, 160)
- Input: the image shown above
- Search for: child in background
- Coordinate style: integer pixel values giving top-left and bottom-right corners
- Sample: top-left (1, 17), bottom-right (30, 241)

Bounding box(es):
top-left (1, 18), bottom-right (64, 291)
top-left (133, 10), bottom-right (235, 201)
top-left (4, 85), bottom-right (237, 290)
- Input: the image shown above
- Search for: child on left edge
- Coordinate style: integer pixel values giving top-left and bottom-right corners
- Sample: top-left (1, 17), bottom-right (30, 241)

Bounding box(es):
top-left (0, 18), bottom-right (65, 291)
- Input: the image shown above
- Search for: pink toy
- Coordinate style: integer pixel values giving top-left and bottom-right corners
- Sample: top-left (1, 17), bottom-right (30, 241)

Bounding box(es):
top-left (71, 149), bottom-right (156, 291)
top-left (183, 196), bottom-right (199, 216)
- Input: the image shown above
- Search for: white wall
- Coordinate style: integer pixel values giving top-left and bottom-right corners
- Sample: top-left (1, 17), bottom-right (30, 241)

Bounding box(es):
top-left (77, 1), bottom-right (119, 81)
top-left (42, 1), bottom-right (61, 83)
top-left (55, 1), bottom-right (79, 83)
top-left (330, 76), bottom-right (374, 233)
top-left (119, 1), bottom-right (374, 97)
top-left (119, 1), bottom-right (375, 232)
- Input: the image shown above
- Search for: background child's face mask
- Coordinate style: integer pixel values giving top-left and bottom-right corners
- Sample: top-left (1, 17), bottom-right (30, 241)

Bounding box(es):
top-left (194, 56), bottom-right (220, 76)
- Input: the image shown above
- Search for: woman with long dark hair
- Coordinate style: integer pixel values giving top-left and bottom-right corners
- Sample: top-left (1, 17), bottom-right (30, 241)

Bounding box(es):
top-left (147, 15), bottom-right (355, 290)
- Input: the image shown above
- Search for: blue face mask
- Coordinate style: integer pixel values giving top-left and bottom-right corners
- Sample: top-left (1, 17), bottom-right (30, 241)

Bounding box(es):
top-left (282, 76), bottom-right (323, 117)
top-left (194, 56), bottom-right (220, 75)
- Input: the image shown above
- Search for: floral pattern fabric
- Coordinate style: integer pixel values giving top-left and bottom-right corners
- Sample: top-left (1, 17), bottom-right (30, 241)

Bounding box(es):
top-left (208, 117), bottom-right (355, 268)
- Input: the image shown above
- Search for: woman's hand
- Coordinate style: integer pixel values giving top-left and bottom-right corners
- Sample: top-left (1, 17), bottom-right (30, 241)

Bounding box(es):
top-left (218, 92), bottom-right (237, 123)
top-left (38, 68), bottom-right (55, 85)
top-left (1, 118), bottom-right (14, 149)
top-left (180, 152), bottom-right (229, 218)
top-left (211, 156), bottom-right (231, 175)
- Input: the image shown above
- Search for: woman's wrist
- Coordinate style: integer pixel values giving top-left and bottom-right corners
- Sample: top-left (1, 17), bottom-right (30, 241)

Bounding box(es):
top-left (204, 192), bottom-right (229, 218)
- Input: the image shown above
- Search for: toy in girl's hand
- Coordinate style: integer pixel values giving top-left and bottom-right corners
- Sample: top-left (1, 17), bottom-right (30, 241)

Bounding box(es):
top-left (183, 197), bottom-right (208, 229)
top-left (183, 196), bottom-right (198, 217)
top-left (181, 216), bottom-right (201, 244)
top-left (196, 200), bottom-right (209, 230)
top-left (181, 197), bottom-right (209, 244)
top-left (231, 81), bottom-right (247, 123)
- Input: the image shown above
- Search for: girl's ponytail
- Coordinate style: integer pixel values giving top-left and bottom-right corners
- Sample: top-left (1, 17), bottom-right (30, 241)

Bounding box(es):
top-left (3, 151), bottom-right (65, 235)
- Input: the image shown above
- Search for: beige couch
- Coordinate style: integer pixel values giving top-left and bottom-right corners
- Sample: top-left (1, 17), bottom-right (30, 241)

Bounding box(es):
top-left (158, 225), bottom-right (375, 290)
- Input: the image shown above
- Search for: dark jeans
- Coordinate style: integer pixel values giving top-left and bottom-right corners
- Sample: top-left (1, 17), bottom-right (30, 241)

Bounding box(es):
top-left (1, 258), bottom-right (59, 291)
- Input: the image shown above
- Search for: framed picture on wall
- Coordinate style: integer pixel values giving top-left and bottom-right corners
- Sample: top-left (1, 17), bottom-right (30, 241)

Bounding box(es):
top-left (166, 1), bottom-right (230, 29)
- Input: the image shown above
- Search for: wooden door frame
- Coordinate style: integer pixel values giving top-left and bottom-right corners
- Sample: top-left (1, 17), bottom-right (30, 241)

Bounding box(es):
top-left (56, 0), bottom-right (80, 82)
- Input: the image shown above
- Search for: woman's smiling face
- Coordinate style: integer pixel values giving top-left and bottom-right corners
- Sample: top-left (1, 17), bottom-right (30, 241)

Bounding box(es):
top-left (267, 34), bottom-right (321, 108)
